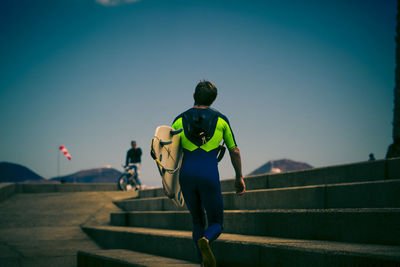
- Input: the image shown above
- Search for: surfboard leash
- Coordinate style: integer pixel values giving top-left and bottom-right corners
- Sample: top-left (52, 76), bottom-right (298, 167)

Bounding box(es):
top-left (217, 141), bottom-right (226, 162)
top-left (150, 138), bottom-right (182, 174)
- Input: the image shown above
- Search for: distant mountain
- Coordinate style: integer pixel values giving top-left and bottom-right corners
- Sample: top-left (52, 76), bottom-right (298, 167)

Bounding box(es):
top-left (0, 162), bottom-right (45, 182)
top-left (50, 167), bottom-right (122, 183)
top-left (249, 159), bottom-right (313, 175)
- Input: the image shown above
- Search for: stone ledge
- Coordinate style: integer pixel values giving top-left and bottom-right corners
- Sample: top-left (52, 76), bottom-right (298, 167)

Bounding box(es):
top-left (82, 225), bottom-right (400, 266)
top-left (77, 249), bottom-right (198, 267)
top-left (0, 183), bottom-right (15, 202)
top-left (15, 183), bottom-right (119, 194)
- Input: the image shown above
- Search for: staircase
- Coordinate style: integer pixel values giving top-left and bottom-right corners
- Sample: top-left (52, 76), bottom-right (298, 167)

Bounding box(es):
top-left (78, 158), bottom-right (400, 266)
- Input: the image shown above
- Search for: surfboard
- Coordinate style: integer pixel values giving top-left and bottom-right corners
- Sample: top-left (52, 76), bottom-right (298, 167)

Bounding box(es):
top-left (150, 125), bottom-right (184, 207)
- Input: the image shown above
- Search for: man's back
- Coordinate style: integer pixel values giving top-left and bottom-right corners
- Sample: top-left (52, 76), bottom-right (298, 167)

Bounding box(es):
top-left (172, 107), bottom-right (236, 159)
top-left (126, 147), bottom-right (142, 164)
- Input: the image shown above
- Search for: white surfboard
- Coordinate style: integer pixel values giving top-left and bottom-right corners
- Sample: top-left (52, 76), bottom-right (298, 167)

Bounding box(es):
top-left (151, 125), bottom-right (184, 207)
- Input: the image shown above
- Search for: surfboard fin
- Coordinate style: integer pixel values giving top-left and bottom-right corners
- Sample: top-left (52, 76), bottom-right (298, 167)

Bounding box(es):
top-left (160, 140), bottom-right (172, 146)
top-left (150, 139), bottom-right (157, 160)
top-left (170, 128), bottom-right (183, 135)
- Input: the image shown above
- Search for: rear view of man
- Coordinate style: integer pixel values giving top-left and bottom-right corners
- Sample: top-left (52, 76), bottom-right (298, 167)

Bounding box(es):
top-left (125, 140), bottom-right (142, 188)
top-left (171, 80), bottom-right (245, 267)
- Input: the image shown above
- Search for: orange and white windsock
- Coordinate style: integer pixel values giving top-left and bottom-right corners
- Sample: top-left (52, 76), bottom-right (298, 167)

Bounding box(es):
top-left (59, 145), bottom-right (71, 160)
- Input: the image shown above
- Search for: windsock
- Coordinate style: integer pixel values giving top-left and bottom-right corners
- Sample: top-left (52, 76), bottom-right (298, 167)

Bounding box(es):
top-left (59, 145), bottom-right (71, 160)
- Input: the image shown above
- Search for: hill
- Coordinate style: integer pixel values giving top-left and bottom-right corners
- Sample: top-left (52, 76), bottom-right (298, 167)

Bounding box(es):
top-left (50, 167), bottom-right (122, 183)
top-left (249, 159), bottom-right (313, 175)
top-left (0, 162), bottom-right (45, 182)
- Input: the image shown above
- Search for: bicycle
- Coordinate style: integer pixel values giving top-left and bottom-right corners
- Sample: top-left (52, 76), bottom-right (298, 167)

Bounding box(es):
top-left (118, 164), bottom-right (138, 191)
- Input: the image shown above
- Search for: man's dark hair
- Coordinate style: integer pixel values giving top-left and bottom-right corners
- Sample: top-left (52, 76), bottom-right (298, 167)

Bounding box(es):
top-left (194, 80), bottom-right (217, 106)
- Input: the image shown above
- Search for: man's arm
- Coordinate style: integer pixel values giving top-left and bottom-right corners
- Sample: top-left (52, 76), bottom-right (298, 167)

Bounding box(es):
top-left (229, 147), bottom-right (246, 195)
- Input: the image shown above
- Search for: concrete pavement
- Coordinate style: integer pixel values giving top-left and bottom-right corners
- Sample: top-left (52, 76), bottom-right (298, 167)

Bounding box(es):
top-left (0, 189), bottom-right (137, 267)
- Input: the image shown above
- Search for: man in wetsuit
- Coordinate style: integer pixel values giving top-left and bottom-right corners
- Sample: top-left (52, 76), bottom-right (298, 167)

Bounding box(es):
top-left (125, 140), bottom-right (142, 188)
top-left (171, 80), bottom-right (246, 267)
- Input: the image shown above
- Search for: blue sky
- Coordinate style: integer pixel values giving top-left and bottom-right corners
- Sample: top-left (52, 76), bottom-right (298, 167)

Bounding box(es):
top-left (0, 0), bottom-right (396, 186)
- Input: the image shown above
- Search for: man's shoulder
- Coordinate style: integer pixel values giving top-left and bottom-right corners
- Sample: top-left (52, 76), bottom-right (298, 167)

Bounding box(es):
top-left (209, 108), bottom-right (230, 124)
top-left (172, 108), bottom-right (193, 124)
top-left (173, 107), bottom-right (230, 124)
top-left (172, 113), bottom-right (183, 123)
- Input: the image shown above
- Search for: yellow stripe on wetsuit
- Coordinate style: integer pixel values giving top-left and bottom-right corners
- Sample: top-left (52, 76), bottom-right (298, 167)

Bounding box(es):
top-left (172, 117), bottom-right (236, 152)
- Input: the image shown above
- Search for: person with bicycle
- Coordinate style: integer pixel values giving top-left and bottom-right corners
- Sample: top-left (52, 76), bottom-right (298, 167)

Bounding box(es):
top-left (125, 140), bottom-right (142, 189)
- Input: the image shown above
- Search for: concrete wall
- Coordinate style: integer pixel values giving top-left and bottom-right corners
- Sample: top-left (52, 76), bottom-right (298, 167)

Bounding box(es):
top-left (15, 183), bottom-right (119, 193)
top-left (0, 182), bottom-right (119, 202)
top-left (1, 157), bottom-right (399, 202)
top-left (221, 158), bottom-right (400, 192)
top-left (0, 183), bottom-right (15, 202)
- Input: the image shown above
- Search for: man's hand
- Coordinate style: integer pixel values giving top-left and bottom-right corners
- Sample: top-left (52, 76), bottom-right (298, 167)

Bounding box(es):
top-left (235, 177), bottom-right (246, 195)
top-left (229, 147), bottom-right (245, 195)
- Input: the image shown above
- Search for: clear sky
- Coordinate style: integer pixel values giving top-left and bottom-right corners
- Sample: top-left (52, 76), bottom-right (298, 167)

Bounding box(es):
top-left (0, 0), bottom-right (396, 187)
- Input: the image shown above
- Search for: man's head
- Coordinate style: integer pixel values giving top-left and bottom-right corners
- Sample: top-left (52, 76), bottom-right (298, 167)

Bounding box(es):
top-left (193, 80), bottom-right (217, 106)
top-left (131, 141), bottom-right (137, 148)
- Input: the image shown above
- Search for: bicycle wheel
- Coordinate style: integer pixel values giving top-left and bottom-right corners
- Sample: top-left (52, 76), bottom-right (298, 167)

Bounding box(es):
top-left (118, 174), bottom-right (129, 191)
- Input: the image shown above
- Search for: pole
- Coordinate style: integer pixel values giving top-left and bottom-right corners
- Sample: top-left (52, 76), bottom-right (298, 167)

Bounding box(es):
top-left (57, 146), bottom-right (60, 178)
top-left (387, 0), bottom-right (400, 158)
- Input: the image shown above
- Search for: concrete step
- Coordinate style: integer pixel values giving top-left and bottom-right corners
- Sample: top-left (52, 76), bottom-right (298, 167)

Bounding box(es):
top-left (110, 208), bottom-right (400, 246)
top-left (114, 179), bottom-right (400, 211)
top-left (77, 249), bottom-right (198, 266)
top-left (82, 225), bottom-right (400, 267)
top-left (138, 188), bottom-right (165, 199)
top-left (137, 158), bottom-right (400, 199)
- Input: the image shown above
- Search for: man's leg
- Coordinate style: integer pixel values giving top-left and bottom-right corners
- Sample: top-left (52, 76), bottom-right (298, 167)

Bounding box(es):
top-left (133, 163), bottom-right (142, 186)
top-left (180, 179), bottom-right (206, 261)
top-left (199, 175), bottom-right (223, 243)
top-left (196, 173), bottom-right (222, 267)
top-left (186, 191), bottom-right (206, 245)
